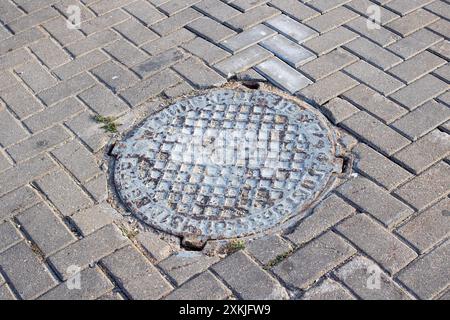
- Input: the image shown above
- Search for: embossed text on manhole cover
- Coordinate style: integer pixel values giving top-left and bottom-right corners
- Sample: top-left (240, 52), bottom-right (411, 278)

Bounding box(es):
top-left (113, 90), bottom-right (342, 240)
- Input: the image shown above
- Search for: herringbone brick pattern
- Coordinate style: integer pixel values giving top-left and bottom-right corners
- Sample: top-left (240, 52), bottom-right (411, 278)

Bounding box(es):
top-left (0, 0), bottom-right (448, 300)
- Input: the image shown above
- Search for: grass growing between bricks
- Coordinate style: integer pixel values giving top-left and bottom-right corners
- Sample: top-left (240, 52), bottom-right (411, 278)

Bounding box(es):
top-left (264, 248), bottom-right (296, 269)
top-left (94, 115), bottom-right (120, 133)
top-left (226, 239), bottom-right (246, 254)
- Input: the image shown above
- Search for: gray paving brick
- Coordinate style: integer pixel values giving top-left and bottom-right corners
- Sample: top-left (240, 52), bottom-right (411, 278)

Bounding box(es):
top-left (38, 73), bottom-right (96, 106)
top-left (182, 37), bottom-right (231, 65)
top-left (165, 271), bottom-right (231, 300)
top-left (142, 28), bottom-right (195, 56)
top-left (386, 8), bottom-right (438, 37)
top-left (89, 0), bottom-right (136, 15)
top-left (344, 60), bottom-right (405, 96)
top-left (427, 18), bottom-right (450, 39)
top-left (0, 48), bottom-right (31, 71)
top-left (42, 17), bottom-right (85, 46)
top-left (353, 143), bottom-right (413, 191)
top-left (51, 140), bottom-right (101, 183)
top-left (164, 81), bottom-right (194, 98)
top-left (260, 34), bottom-right (316, 68)
top-left (342, 84), bottom-right (407, 124)
top-left (273, 231), bottom-right (356, 289)
top-left (158, 0), bottom-right (201, 16)
top-left (0, 84), bottom-right (44, 119)
top-left (0, 0), bottom-right (24, 24)
top-left (0, 151), bottom-right (11, 173)
top-left (114, 18), bottom-right (159, 46)
top-left (303, 26), bottom-right (358, 55)
top-left (76, 9), bottom-right (130, 35)
top-left (299, 71), bottom-right (358, 105)
top-left (335, 256), bottom-right (411, 300)
top-left (7, 126), bottom-right (71, 163)
top-left (269, 0), bottom-right (320, 22)
top-left (102, 245), bottom-right (172, 299)
top-left (344, 37), bottom-right (403, 71)
top-left (104, 39), bottom-right (149, 68)
top-left (230, 0), bottom-right (269, 12)
top-left (0, 71), bottom-right (16, 91)
top-left (14, 60), bottom-right (58, 93)
top-left (136, 231), bottom-right (172, 262)
top-left (123, 0), bottom-right (166, 26)
top-left (345, 16), bottom-right (401, 47)
top-left (65, 111), bottom-right (109, 153)
top-left (336, 214), bottom-right (417, 274)
top-left (91, 61), bottom-right (139, 93)
top-left (71, 204), bottom-right (118, 236)
top-left (265, 14), bottom-right (317, 44)
top-left (16, 203), bottom-right (76, 257)
top-left (23, 98), bottom-right (85, 133)
top-left (321, 98), bottom-right (360, 124)
top-left (188, 16), bottom-right (237, 42)
top-left (394, 130), bottom-right (450, 174)
top-left (307, 0), bottom-right (351, 13)
top-left (194, 0), bottom-right (241, 22)
top-left (391, 100), bottom-right (450, 140)
top-left (337, 176), bottom-right (413, 227)
top-left (433, 63), bottom-right (450, 82)
top-left (394, 162), bottom-right (450, 211)
top-left (0, 27), bottom-right (45, 56)
top-left (121, 69), bottom-right (181, 107)
top-left (390, 75), bottom-right (448, 111)
top-left (0, 242), bottom-right (57, 299)
top-left (173, 57), bottom-right (226, 89)
top-left (54, 50), bottom-right (109, 81)
top-left (214, 45), bottom-right (272, 77)
top-left (67, 30), bottom-right (120, 57)
top-left (213, 251), bottom-right (289, 299)
top-left (300, 48), bottom-right (357, 81)
top-left (387, 29), bottom-right (442, 60)
top-left (287, 194), bottom-right (356, 245)
top-left (255, 58), bottom-right (312, 94)
top-left (345, 0), bottom-right (399, 25)
top-left (301, 278), bottom-right (355, 300)
top-left (305, 6), bottom-right (358, 33)
top-left (79, 84), bottom-right (130, 117)
top-left (39, 266), bottom-right (114, 300)
top-left (385, 0), bottom-right (435, 16)
top-left (226, 5), bottom-right (280, 31)
top-left (13, 0), bottom-right (59, 13)
top-left (29, 38), bottom-right (71, 70)
top-left (0, 221), bottom-right (22, 253)
top-left (133, 48), bottom-right (185, 79)
top-left (389, 51), bottom-right (446, 84)
top-left (397, 197), bottom-right (450, 253)
top-left (54, 0), bottom-right (95, 23)
top-left (0, 284), bottom-right (16, 300)
top-left (0, 186), bottom-right (41, 221)
top-left (83, 173), bottom-right (108, 203)
top-left (97, 291), bottom-right (125, 300)
top-left (49, 224), bottom-right (129, 280)
top-left (221, 24), bottom-right (276, 53)
top-left (397, 240), bottom-right (449, 299)
top-left (425, 0), bottom-right (450, 20)
top-left (0, 108), bottom-right (29, 147)
top-left (36, 169), bottom-right (93, 216)
top-left (159, 251), bottom-right (219, 285)
top-left (150, 8), bottom-right (202, 36)
top-left (0, 154), bottom-right (56, 197)
top-left (247, 234), bottom-right (292, 265)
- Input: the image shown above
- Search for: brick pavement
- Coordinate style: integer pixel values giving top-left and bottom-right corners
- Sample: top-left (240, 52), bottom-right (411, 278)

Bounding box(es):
top-left (0, 0), bottom-right (448, 300)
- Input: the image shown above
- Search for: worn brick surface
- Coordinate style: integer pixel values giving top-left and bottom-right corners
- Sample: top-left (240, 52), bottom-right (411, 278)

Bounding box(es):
top-left (0, 242), bottom-right (57, 299)
top-left (213, 251), bottom-right (289, 299)
top-left (273, 232), bottom-right (356, 289)
top-left (0, 0), bottom-right (448, 300)
top-left (335, 256), bottom-right (411, 300)
top-left (159, 252), bottom-right (219, 286)
top-left (397, 240), bottom-right (450, 299)
top-left (102, 245), bottom-right (172, 300)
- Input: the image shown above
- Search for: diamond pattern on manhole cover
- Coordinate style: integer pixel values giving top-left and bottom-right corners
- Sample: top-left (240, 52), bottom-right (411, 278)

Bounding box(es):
top-left (113, 90), bottom-right (342, 240)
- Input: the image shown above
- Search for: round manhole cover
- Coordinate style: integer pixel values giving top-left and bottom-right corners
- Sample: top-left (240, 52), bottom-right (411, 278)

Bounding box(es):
top-left (113, 89), bottom-right (342, 241)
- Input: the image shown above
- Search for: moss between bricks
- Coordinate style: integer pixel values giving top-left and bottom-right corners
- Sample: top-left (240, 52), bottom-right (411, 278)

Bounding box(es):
top-left (94, 115), bottom-right (120, 133)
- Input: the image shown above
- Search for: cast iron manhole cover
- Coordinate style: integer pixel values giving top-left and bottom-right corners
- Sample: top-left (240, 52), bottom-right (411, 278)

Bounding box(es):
top-left (113, 90), bottom-right (341, 241)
